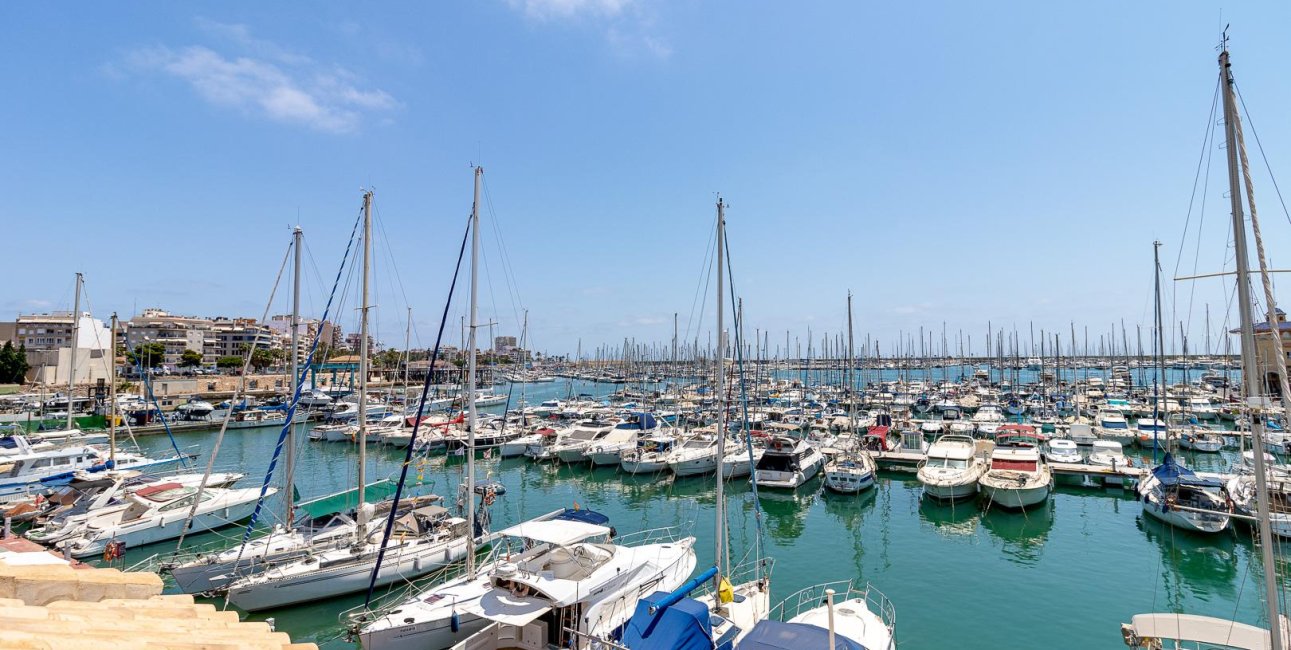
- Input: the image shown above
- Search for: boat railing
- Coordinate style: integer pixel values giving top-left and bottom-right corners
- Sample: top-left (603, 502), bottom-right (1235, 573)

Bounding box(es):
top-left (692, 557), bottom-right (775, 600)
top-left (611, 521), bottom-right (693, 547)
top-left (769, 579), bottom-right (896, 642)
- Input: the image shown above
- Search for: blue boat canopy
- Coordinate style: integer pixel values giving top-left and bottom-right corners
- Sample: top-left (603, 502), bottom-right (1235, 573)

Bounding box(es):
top-left (617, 413), bottom-right (658, 431)
top-left (738, 620), bottom-right (867, 650)
top-left (555, 508), bottom-right (610, 526)
top-left (1152, 453), bottom-right (1224, 488)
top-left (621, 592), bottom-right (713, 650)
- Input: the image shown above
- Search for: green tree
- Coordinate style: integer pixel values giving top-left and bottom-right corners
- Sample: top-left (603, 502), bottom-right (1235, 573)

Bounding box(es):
top-left (216, 356), bottom-right (243, 369)
top-left (179, 349), bottom-right (204, 367)
top-left (250, 348), bottom-right (276, 371)
top-left (128, 342), bottom-right (167, 368)
top-left (0, 342), bottom-right (31, 384)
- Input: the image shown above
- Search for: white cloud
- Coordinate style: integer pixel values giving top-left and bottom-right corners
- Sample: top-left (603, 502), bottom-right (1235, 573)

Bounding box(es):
top-left (507, 0), bottom-right (671, 60)
top-left (122, 43), bottom-right (398, 133)
top-left (509, 0), bottom-right (633, 20)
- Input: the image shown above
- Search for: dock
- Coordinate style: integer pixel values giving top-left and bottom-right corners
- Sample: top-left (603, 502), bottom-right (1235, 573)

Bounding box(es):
top-left (874, 450), bottom-right (1148, 484)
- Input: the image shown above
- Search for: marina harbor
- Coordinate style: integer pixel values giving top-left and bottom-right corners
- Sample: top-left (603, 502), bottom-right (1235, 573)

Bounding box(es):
top-left (9, 4), bottom-right (1291, 649)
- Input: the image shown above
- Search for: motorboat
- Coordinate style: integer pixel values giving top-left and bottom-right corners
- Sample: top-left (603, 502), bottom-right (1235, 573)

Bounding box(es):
top-left (979, 427), bottom-right (1052, 509)
top-left (549, 418), bottom-right (617, 463)
top-left (226, 409), bottom-right (288, 429)
top-left (1042, 438), bottom-right (1083, 464)
top-left (55, 482), bottom-right (269, 558)
top-left (1086, 440), bottom-right (1131, 470)
top-left (587, 414), bottom-right (657, 466)
top-left (0, 434), bottom-right (187, 503)
top-left (917, 434), bottom-right (989, 501)
top-left (620, 434), bottom-right (679, 474)
top-left (1138, 453), bottom-right (1231, 533)
top-left (1093, 409), bottom-right (1136, 446)
top-left (667, 434), bottom-right (729, 478)
top-left (355, 512), bottom-right (695, 650)
top-left (752, 436), bottom-right (824, 490)
top-left (1134, 418), bottom-right (1172, 450)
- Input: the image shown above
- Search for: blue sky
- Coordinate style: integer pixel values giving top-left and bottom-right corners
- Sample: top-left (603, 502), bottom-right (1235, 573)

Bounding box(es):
top-left (5, 1), bottom-right (1291, 358)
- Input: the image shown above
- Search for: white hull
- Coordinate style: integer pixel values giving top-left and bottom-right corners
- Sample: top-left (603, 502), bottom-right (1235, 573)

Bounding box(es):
top-left (981, 480), bottom-right (1051, 509)
top-left (228, 536), bottom-right (470, 611)
top-left (63, 493), bottom-right (266, 558)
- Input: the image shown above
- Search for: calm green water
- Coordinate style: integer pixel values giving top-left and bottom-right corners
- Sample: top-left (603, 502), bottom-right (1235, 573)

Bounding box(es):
top-left (105, 379), bottom-right (1278, 649)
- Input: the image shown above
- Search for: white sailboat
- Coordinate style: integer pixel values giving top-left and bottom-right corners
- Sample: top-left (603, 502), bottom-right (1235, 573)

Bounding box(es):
top-left (225, 191), bottom-right (470, 611)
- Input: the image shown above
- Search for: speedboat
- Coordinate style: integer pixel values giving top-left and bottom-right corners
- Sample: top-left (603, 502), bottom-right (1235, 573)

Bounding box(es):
top-left (1134, 418), bottom-right (1172, 450)
top-left (753, 436), bottom-right (824, 490)
top-left (667, 434), bottom-right (728, 478)
top-left (1093, 409), bottom-right (1136, 446)
top-left (226, 409), bottom-right (288, 429)
top-left (55, 482), bottom-right (268, 558)
top-left (979, 428), bottom-right (1052, 509)
top-left (355, 512), bottom-right (695, 650)
top-left (917, 434), bottom-right (988, 501)
top-left (1138, 453), bottom-right (1231, 534)
top-left (0, 434), bottom-right (187, 503)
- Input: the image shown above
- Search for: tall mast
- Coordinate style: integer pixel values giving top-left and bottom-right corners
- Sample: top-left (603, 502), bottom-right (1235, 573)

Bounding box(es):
top-left (288, 226), bottom-right (302, 520)
top-left (714, 196), bottom-right (727, 587)
top-left (467, 166), bottom-right (483, 578)
top-left (356, 191), bottom-right (373, 538)
top-left (108, 313), bottom-right (117, 465)
top-left (1152, 241), bottom-right (1167, 460)
top-left (1221, 43), bottom-right (1283, 649)
top-left (847, 291), bottom-right (855, 434)
top-left (68, 272), bottom-right (82, 431)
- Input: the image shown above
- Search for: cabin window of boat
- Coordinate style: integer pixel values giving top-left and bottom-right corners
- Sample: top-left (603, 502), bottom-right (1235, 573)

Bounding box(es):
top-left (30, 458), bottom-right (52, 468)
top-left (928, 457), bottom-right (968, 469)
top-left (52, 456), bottom-right (71, 466)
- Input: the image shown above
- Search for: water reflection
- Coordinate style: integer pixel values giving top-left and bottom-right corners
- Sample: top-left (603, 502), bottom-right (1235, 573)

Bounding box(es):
top-left (980, 500), bottom-right (1054, 566)
top-left (758, 487), bottom-right (817, 543)
top-left (917, 495), bottom-right (981, 538)
top-left (1137, 513), bottom-right (1239, 607)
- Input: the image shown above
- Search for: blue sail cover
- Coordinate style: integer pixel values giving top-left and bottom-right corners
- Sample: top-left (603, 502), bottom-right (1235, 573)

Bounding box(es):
top-left (618, 413), bottom-right (658, 431)
top-left (1152, 453), bottom-right (1223, 488)
top-left (738, 621), bottom-right (866, 650)
top-left (621, 592), bottom-right (713, 650)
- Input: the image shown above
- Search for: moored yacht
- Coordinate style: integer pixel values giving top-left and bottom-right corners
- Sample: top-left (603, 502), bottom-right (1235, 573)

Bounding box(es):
top-left (979, 427), bottom-right (1052, 509)
top-left (752, 435), bottom-right (824, 490)
top-left (1138, 453), bottom-right (1231, 534)
top-left (917, 434), bottom-right (989, 501)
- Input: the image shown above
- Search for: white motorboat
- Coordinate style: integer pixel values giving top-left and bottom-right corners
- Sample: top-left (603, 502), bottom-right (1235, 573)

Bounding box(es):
top-left (979, 427), bottom-right (1052, 509)
top-left (1086, 440), bottom-right (1131, 470)
top-left (823, 450), bottom-right (877, 494)
top-left (1094, 409), bottom-right (1136, 446)
top-left (55, 482), bottom-right (269, 558)
top-left (356, 515), bottom-right (695, 650)
top-left (24, 471), bottom-right (243, 545)
top-left (1042, 438), bottom-right (1083, 464)
top-left (667, 434), bottom-right (729, 478)
top-left (587, 414), bottom-right (657, 466)
top-left (226, 409), bottom-right (288, 429)
top-left (619, 434), bottom-right (678, 474)
top-left (752, 436), bottom-right (824, 490)
top-left (917, 434), bottom-right (988, 501)
top-left (549, 419), bottom-right (616, 463)
top-left (0, 434), bottom-right (186, 503)
top-left (226, 503), bottom-right (470, 611)
top-left (1138, 453), bottom-right (1231, 533)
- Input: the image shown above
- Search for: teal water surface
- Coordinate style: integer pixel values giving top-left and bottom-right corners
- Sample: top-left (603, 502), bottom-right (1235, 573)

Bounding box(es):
top-left (106, 380), bottom-right (1277, 649)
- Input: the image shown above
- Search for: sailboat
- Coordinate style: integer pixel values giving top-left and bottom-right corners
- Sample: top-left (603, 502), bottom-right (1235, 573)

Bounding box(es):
top-left (225, 192), bottom-right (470, 612)
top-left (824, 291), bottom-right (878, 495)
top-left (1123, 36), bottom-right (1290, 648)
top-left (355, 169), bottom-right (696, 650)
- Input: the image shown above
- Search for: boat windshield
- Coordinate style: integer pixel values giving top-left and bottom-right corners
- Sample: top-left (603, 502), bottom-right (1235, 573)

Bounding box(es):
top-left (926, 457), bottom-right (969, 470)
top-left (1100, 419), bottom-right (1128, 429)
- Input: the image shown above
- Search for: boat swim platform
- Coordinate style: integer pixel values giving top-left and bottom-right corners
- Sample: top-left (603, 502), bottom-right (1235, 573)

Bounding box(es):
top-left (874, 451), bottom-right (1149, 482)
top-left (0, 534), bottom-right (315, 649)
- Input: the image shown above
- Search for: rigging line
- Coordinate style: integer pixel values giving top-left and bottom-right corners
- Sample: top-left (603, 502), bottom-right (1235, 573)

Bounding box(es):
top-left (365, 213), bottom-right (472, 607)
top-left (222, 200), bottom-right (365, 585)
top-left (372, 203), bottom-right (417, 332)
top-left (481, 177), bottom-right (526, 332)
top-left (172, 238), bottom-right (293, 556)
top-left (1178, 79), bottom-right (1222, 342)
top-left (683, 212), bottom-right (720, 347)
top-left (1234, 83), bottom-right (1291, 229)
